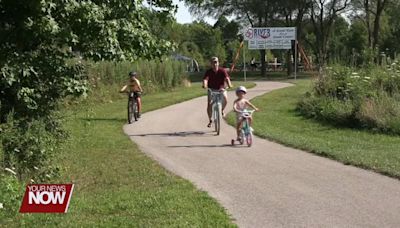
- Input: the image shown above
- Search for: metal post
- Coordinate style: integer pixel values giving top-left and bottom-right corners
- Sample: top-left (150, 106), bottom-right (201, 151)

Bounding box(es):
top-left (294, 40), bottom-right (298, 80)
top-left (243, 44), bottom-right (247, 82)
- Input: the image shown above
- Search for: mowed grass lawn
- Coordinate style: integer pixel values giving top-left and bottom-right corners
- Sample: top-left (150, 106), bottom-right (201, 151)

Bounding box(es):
top-left (228, 79), bottom-right (400, 178)
top-left (5, 82), bottom-right (254, 227)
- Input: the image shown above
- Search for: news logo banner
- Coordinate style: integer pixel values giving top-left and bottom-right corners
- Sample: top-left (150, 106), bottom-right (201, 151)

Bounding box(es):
top-left (20, 184), bottom-right (74, 213)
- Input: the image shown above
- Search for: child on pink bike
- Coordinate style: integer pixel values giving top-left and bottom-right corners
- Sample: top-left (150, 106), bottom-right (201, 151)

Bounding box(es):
top-left (233, 86), bottom-right (259, 141)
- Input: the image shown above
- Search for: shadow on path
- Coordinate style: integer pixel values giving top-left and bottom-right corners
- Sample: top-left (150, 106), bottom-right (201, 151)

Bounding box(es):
top-left (129, 131), bottom-right (215, 137)
top-left (168, 144), bottom-right (235, 148)
top-left (81, 117), bottom-right (126, 123)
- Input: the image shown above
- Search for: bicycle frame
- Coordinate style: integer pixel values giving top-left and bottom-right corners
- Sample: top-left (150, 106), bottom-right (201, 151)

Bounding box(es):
top-left (240, 110), bottom-right (254, 133)
top-left (208, 89), bottom-right (225, 135)
top-left (209, 89), bottom-right (223, 117)
top-left (239, 110), bottom-right (255, 146)
top-left (127, 92), bottom-right (139, 123)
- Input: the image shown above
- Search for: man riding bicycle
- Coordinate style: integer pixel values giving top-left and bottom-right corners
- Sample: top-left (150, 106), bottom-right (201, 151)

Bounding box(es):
top-left (202, 56), bottom-right (232, 127)
top-left (120, 71), bottom-right (143, 118)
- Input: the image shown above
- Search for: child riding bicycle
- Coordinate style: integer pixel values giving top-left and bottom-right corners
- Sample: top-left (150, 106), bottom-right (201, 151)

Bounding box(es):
top-left (233, 86), bottom-right (259, 141)
top-left (120, 71), bottom-right (143, 118)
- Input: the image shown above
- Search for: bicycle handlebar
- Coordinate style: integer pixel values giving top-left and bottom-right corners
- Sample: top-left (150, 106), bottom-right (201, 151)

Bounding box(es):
top-left (207, 88), bottom-right (226, 94)
top-left (238, 109), bottom-right (256, 117)
top-left (238, 109), bottom-right (256, 113)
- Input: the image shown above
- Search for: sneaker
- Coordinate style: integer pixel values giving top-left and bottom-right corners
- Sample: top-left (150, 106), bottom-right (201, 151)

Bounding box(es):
top-left (137, 113), bottom-right (141, 118)
top-left (207, 120), bottom-right (212, 128)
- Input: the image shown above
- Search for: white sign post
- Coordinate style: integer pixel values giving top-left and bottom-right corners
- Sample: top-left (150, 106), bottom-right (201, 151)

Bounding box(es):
top-left (243, 27), bottom-right (297, 79)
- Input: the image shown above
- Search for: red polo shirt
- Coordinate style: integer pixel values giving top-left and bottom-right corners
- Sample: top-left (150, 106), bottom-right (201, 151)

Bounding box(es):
top-left (203, 67), bottom-right (230, 90)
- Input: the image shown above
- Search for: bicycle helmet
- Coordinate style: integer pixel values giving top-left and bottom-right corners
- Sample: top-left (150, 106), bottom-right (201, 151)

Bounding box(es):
top-left (128, 71), bottom-right (137, 77)
top-left (236, 86), bottom-right (247, 94)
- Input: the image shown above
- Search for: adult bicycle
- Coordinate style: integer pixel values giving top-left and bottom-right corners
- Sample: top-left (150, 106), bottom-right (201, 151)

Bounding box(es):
top-left (208, 88), bottom-right (225, 135)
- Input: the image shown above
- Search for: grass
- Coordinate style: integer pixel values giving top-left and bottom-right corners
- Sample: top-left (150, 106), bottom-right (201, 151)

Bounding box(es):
top-left (2, 82), bottom-right (254, 227)
top-left (227, 79), bottom-right (400, 179)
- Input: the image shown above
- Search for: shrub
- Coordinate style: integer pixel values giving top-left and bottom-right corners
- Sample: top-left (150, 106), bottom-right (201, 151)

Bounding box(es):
top-left (319, 98), bottom-right (356, 126)
top-left (0, 173), bottom-right (23, 220)
top-left (298, 62), bottom-right (400, 134)
top-left (297, 94), bottom-right (321, 118)
top-left (1, 117), bottom-right (61, 182)
top-left (357, 94), bottom-right (400, 134)
top-left (298, 95), bottom-right (356, 126)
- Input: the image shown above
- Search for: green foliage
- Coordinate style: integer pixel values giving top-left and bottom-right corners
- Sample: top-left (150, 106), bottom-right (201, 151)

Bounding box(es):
top-left (0, 173), bottom-right (23, 221)
top-left (1, 117), bottom-right (62, 182)
top-left (298, 96), bottom-right (357, 126)
top-left (214, 16), bottom-right (240, 43)
top-left (328, 17), bottom-right (351, 64)
top-left (382, 1), bottom-right (400, 57)
top-left (347, 19), bottom-right (368, 57)
top-left (0, 0), bottom-right (176, 189)
top-left (0, 0), bottom-right (174, 122)
top-left (187, 22), bottom-right (227, 63)
top-left (298, 62), bottom-right (400, 134)
top-left (150, 18), bottom-right (241, 68)
top-left (358, 93), bottom-right (400, 133)
top-left (86, 59), bottom-right (187, 93)
top-left (1, 55), bottom-right (88, 122)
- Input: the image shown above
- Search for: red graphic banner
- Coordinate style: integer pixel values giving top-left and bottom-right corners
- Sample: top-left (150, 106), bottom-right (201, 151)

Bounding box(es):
top-left (19, 184), bottom-right (74, 213)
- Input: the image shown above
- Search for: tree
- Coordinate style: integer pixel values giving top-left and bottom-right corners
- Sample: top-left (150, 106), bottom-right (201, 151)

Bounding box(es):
top-left (328, 16), bottom-right (350, 63)
top-left (346, 19), bottom-right (368, 65)
top-left (309, 0), bottom-right (350, 71)
top-left (0, 0), bottom-right (175, 180)
top-left (185, 0), bottom-right (316, 77)
top-left (381, 1), bottom-right (400, 57)
top-left (275, 0), bottom-right (313, 75)
top-left (351, 0), bottom-right (391, 51)
top-left (185, 0), bottom-right (284, 77)
top-left (214, 16), bottom-right (240, 44)
top-left (0, 0), bottom-right (174, 123)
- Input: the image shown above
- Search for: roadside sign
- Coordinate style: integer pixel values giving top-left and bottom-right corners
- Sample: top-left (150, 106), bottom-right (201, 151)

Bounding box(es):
top-left (242, 27), bottom-right (298, 80)
top-left (244, 27), bottom-right (296, 50)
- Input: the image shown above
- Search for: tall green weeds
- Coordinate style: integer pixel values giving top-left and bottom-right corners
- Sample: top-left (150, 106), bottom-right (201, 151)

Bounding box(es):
top-left (86, 59), bottom-right (188, 93)
top-left (298, 61), bottom-right (400, 134)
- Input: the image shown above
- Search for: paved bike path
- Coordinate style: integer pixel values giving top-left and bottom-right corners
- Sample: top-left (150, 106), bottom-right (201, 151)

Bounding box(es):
top-left (124, 81), bottom-right (400, 228)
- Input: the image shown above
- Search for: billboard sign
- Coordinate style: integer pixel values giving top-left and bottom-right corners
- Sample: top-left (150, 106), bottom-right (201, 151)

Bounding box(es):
top-left (244, 27), bottom-right (296, 50)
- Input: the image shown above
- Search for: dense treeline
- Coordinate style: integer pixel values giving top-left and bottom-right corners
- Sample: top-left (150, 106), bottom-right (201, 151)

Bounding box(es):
top-left (180, 0), bottom-right (400, 73)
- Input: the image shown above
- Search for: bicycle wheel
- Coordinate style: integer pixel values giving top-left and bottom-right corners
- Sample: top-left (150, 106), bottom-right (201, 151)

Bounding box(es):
top-left (127, 98), bottom-right (134, 124)
top-left (246, 130), bottom-right (253, 147)
top-left (239, 130), bottom-right (244, 145)
top-left (133, 101), bottom-right (138, 121)
top-left (215, 104), bottom-right (221, 135)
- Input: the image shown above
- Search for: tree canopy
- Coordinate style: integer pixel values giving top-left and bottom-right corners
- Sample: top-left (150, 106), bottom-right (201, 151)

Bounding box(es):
top-left (0, 0), bottom-right (175, 122)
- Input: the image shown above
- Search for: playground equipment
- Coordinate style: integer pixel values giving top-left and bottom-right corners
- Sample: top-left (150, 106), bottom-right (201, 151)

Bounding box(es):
top-left (230, 41), bottom-right (244, 72)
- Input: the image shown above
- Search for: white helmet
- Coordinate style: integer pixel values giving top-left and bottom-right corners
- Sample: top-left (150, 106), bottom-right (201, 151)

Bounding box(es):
top-left (236, 86), bottom-right (247, 94)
